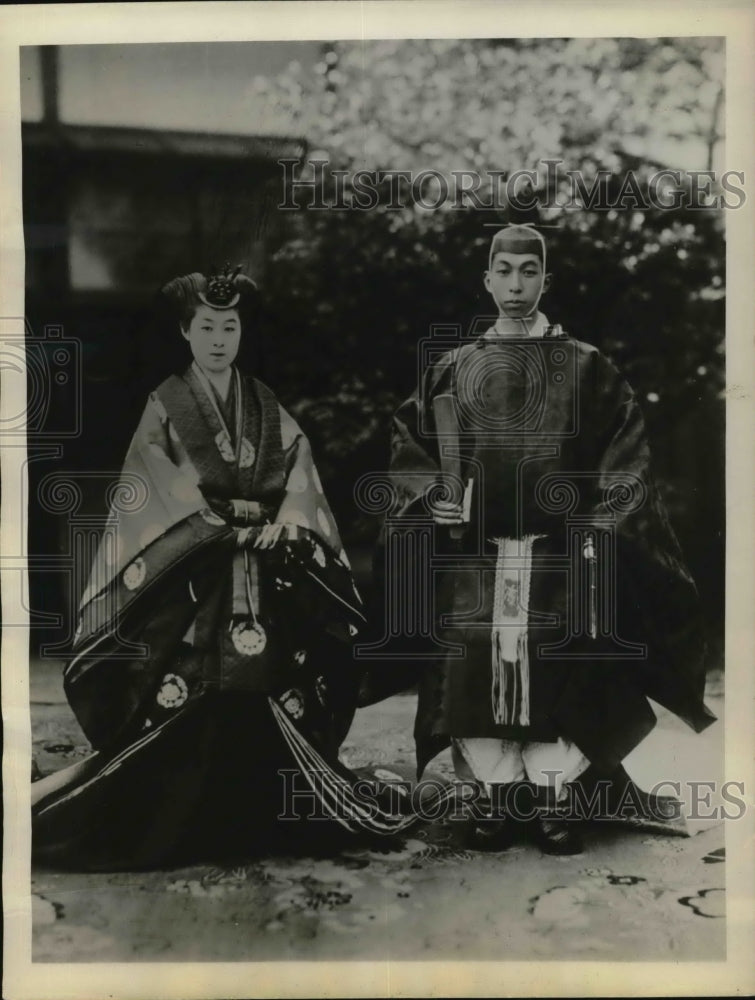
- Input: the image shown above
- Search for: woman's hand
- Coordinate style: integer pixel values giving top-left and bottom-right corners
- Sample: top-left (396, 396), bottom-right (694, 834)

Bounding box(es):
top-left (252, 523), bottom-right (286, 549)
top-left (236, 520), bottom-right (303, 550)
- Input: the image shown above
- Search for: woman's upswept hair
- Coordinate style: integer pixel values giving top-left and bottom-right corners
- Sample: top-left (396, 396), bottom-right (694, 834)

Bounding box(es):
top-left (161, 269), bottom-right (259, 329)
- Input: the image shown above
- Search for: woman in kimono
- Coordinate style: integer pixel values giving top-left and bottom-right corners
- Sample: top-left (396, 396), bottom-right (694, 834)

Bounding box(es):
top-left (361, 225), bottom-right (716, 854)
top-left (32, 266), bottom-right (417, 869)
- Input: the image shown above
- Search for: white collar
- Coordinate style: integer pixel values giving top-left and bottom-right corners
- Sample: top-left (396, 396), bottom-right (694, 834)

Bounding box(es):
top-left (483, 311), bottom-right (550, 340)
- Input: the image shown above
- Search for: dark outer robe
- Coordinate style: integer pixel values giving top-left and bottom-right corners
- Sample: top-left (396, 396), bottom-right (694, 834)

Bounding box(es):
top-left (34, 366), bottom-right (419, 869)
top-left (361, 332), bottom-right (715, 778)
top-left (64, 364), bottom-right (363, 752)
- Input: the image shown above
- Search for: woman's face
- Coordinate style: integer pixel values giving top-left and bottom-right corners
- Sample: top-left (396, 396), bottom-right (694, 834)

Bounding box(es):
top-left (182, 304), bottom-right (241, 375)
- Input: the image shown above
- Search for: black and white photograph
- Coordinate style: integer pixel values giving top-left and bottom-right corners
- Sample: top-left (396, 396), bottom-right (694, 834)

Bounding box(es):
top-left (2, 2), bottom-right (754, 997)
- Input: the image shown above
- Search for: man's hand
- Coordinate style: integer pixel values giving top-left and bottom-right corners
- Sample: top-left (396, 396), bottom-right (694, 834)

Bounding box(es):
top-left (431, 500), bottom-right (464, 525)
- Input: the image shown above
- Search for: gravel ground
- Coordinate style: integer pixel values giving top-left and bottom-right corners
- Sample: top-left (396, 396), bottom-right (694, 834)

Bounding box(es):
top-left (30, 661), bottom-right (726, 962)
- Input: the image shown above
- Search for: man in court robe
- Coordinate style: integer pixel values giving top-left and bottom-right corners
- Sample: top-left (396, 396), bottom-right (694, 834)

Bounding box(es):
top-left (362, 225), bottom-right (715, 853)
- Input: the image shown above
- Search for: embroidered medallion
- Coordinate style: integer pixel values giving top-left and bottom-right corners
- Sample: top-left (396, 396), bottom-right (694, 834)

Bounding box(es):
top-left (293, 649), bottom-right (307, 665)
top-left (123, 557), bottom-right (146, 591)
top-left (215, 429), bottom-right (235, 463)
top-left (231, 620), bottom-right (267, 656)
top-left (239, 437), bottom-right (256, 469)
top-left (348, 623), bottom-right (359, 637)
top-left (279, 688), bottom-right (305, 720)
top-left (502, 577), bottom-right (520, 612)
top-left (156, 672), bottom-right (188, 709)
top-left (200, 507), bottom-right (226, 527)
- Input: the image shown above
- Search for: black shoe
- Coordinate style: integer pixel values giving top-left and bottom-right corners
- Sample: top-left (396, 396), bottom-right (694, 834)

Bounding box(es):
top-left (466, 815), bottom-right (518, 852)
top-left (533, 813), bottom-right (584, 855)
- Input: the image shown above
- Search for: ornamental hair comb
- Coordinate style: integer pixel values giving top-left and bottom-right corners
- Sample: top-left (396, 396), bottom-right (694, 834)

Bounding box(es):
top-left (199, 262), bottom-right (243, 309)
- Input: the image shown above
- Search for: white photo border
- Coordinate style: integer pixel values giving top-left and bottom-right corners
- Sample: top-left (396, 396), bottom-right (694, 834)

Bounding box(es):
top-left (1, 2), bottom-right (753, 998)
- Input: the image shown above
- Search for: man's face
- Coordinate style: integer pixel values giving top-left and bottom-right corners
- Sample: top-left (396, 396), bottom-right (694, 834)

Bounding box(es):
top-left (182, 304), bottom-right (241, 374)
top-left (484, 252), bottom-right (548, 318)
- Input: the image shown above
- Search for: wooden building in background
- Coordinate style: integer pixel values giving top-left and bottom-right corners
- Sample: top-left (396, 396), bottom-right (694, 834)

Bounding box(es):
top-left (22, 46), bottom-right (306, 647)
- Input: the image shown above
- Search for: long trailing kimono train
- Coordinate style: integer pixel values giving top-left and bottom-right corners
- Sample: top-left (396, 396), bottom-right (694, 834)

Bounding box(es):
top-left (33, 364), bottom-right (421, 870)
top-left (362, 325), bottom-right (716, 782)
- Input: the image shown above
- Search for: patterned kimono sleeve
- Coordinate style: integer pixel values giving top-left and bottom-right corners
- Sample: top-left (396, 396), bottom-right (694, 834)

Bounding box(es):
top-left (273, 404), bottom-right (348, 563)
top-left (81, 394), bottom-right (206, 606)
